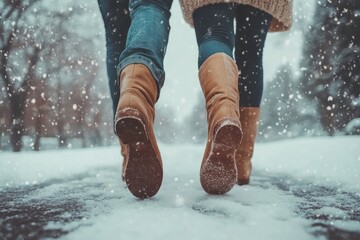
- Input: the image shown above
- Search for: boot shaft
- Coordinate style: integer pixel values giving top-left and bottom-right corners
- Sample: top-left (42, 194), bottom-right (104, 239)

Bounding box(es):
top-left (237, 107), bottom-right (260, 160)
top-left (235, 107), bottom-right (260, 183)
top-left (198, 53), bottom-right (241, 135)
top-left (116, 64), bottom-right (158, 123)
top-left (199, 53), bottom-right (239, 109)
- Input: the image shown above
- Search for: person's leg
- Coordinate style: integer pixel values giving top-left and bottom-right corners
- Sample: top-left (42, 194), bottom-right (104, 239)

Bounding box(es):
top-left (97, 0), bottom-right (131, 116)
top-left (235, 4), bottom-right (272, 107)
top-left (97, 0), bottom-right (131, 181)
top-left (193, 3), bottom-right (235, 68)
top-left (234, 4), bottom-right (272, 185)
top-left (117, 0), bottom-right (173, 97)
top-left (193, 4), bottom-right (242, 195)
top-left (115, 0), bottom-right (173, 199)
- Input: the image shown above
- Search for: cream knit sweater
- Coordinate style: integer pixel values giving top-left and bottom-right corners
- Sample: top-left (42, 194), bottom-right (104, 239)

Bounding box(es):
top-left (179, 0), bottom-right (293, 32)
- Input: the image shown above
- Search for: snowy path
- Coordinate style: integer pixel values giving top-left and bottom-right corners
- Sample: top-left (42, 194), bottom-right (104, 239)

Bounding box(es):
top-left (1, 137), bottom-right (360, 240)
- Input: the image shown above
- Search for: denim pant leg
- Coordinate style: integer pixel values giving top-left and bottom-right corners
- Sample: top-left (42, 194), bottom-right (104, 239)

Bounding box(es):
top-left (235, 5), bottom-right (272, 107)
top-left (193, 3), bottom-right (236, 68)
top-left (117, 0), bottom-right (173, 99)
top-left (97, 0), bottom-right (131, 116)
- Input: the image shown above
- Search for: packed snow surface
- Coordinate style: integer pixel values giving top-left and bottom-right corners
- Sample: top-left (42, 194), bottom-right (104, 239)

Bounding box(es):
top-left (0, 136), bottom-right (359, 240)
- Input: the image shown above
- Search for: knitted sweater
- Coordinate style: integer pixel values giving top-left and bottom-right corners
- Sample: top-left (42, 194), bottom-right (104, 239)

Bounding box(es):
top-left (179, 0), bottom-right (293, 32)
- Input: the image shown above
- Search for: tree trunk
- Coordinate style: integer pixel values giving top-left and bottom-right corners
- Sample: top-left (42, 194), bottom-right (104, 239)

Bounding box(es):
top-left (33, 112), bottom-right (42, 151)
top-left (10, 92), bottom-right (26, 152)
top-left (57, 118), bottom-right (68, 148)
top-left (56, 81), bottom-right (68, 149)
top-left (318, 102), bottom-right (335, 136)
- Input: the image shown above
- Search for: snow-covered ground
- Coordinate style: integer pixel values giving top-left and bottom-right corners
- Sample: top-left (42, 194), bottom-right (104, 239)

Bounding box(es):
top-left (1, 136), bottom-right (359, 240)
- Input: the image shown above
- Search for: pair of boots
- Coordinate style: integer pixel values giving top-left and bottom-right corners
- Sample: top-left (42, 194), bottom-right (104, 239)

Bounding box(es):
top-left (115, 53), bottom-right (259, 199)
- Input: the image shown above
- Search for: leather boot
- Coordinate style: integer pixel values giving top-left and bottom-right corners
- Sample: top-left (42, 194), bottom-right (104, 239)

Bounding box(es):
top-left (198, 53), bottom-right (243, 195)
top-left (115, 64), bottom-right (162, 199)
top-left (235, 107), bottom-right (260, 185)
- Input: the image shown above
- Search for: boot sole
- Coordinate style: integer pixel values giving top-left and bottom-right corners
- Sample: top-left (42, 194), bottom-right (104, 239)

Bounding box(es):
top-left (237, 178), bottom-right (250, 185)
top-left (115, 108), bottom-right (162, 199)
top-left (200, 119), bottom-right (242, 195)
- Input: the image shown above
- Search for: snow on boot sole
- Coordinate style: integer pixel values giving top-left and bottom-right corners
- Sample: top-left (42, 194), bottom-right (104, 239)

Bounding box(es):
top-left (200, 119), bottom-right (242, 195)
top-left (116, 109), bottom-right (162, 199)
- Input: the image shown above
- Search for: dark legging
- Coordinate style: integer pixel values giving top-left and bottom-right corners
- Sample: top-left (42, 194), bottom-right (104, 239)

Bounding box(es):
top-left (235, 5), bottom-right (272, 107)
top-left (193, 3), bottom-right (272, 107)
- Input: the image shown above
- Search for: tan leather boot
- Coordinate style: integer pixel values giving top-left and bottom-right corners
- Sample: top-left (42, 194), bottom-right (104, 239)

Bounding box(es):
top-left (199, 53), bottom-right (243, 195)
top-left (235, 107), bottom-right (260, 185)
top-left (115, 64), bottom-right (162, 199)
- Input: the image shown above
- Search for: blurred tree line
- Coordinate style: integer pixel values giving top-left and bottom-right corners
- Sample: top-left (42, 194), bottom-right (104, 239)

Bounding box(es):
top-left (300, 0), bottom-right (360, 136)
top-left (260, 0), bottom-right (359, 140)
top-left (0, 0), bottom-right (114, 151)
top-left (258, 0), bottom-right (359, 140)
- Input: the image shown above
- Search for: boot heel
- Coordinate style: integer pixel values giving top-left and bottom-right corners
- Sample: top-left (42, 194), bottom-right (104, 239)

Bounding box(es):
top-left (115, 108), bottom-right (148, 144)
top-left (200, 119), bottom-right (242, 195)
top-left (115, 108), bottom-right (162, 199)
top-left (214, 119), bottom-right (242, 149)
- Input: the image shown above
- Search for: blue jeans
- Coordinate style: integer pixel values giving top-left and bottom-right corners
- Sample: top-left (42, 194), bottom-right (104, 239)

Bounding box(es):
top-left (98, 0), bottom-right (131, 116)
top-left (117, 0), bottom-right (173, 100)
top-left (98, 0), bottom-right (173, 116)
top-left (193, 3), bottom-right (272, 107)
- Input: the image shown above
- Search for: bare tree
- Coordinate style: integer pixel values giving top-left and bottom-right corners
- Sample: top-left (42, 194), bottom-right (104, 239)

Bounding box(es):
top-left (1, 1), bottom-right (95, 151)
top-left (0, 0), bottom-right (45, 151)
top-left (1, 1), bottom-right (114, 151)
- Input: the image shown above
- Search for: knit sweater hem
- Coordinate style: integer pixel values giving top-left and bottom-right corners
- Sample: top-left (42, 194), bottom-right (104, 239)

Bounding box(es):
top-left (179, 0), bottom-right (293, 32)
